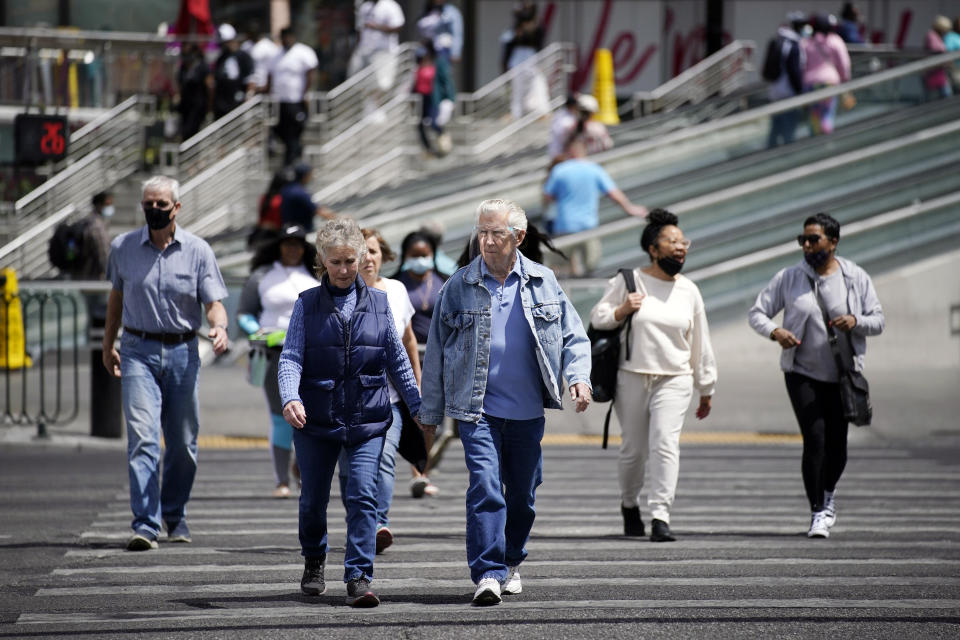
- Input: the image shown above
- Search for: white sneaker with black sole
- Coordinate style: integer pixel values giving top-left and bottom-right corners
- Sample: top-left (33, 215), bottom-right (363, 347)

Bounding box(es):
top-left (823, 490), bottom-right (837, 527)
top-left (472, 577), bottom-right (502, 606)
top-left (807, 510), bottom-right (830, 538)
top-left (502, 566), bottom-right (521, 595)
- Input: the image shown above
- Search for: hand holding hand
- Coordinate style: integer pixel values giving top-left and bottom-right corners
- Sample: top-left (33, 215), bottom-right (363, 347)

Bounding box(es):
top-left (570, 382), bottom-right (592, 413)
top-left (416, 416), bottom-right (438, 437)
top-left (771, 328), bottom-right (801, 349)
top-left (283, 401), bottom-right (307, 429)
top-left (695, 396), bottom-right (712, 420)
top-left (208, 326), bottom-right (228, 355)
top-left (830, 314), bottom-right (857, 332)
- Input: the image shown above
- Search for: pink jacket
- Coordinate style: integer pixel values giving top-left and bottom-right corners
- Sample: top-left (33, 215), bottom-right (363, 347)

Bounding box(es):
top-left (925, 30), bottom-right (948, 90)
top-left (802, 33), bottom-right (852, 87)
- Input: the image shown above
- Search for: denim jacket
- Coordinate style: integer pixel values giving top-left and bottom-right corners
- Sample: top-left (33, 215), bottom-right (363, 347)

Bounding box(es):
top-left (748, 256), bottom-right (884, 373)
top-left (419, 253), bottom-right (592, 425)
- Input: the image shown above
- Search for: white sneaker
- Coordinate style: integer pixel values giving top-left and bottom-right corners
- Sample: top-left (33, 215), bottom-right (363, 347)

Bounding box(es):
top-left (807, 511), bottom-right (830, 538)
top-left (472, 577), bottom-right (502, 606)
top-left (823, 490), bottom-right (837, 527)
top-left (502, 566), bottom-right (521, 595)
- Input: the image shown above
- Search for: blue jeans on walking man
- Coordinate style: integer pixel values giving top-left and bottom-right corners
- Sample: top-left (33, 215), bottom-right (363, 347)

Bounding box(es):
top-left (459, 414), bottom-right (545, 584)
top-left (296, 428), bottom-right (385, 582)
top-left (120, 333), bottom-right (201, 538)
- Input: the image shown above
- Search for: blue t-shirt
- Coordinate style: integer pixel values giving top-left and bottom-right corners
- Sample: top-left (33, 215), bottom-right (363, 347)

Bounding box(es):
top-left (544, 159), bottom-right (616, 234)
top-left (280, 183), bottom-right (316, 231)
top-left (480, 259), bottom-right (543, 420)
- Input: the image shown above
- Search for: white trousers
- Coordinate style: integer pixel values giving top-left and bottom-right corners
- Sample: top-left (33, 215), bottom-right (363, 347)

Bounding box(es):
top-left (614, 371), bottom-right (693, 524)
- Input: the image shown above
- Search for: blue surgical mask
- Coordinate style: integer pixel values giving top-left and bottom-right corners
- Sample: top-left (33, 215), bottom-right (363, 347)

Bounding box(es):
top-left (101, 205), bottom-right (115, 218)
top-left (403, 256), bottom-right (433, 275)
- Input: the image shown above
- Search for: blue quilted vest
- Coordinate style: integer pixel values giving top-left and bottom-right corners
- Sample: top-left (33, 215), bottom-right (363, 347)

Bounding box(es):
top-left (298, 277), bottom-right (393, 445)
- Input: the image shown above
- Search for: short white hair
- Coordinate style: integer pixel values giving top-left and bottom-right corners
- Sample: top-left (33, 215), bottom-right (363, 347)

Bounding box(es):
top-left (316, 217), bottom-right (367, 263)
top-left (141, 175), bottom-right (180, 203)
top-left (475, 198), bottom-right (528, 233)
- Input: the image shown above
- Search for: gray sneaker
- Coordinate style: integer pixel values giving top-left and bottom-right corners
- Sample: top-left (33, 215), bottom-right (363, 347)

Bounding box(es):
top-left (345, 576), bottom-right (379, 607)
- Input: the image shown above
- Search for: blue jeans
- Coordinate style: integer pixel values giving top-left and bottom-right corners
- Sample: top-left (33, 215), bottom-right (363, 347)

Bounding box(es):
top-left (339, 403), bottom-right (402, 527)
top-left (768, 108), bottom-right (800, 147)
top-left (119, 334), bottom-right (201, 538)
top-left (458, 414), bottom-right (545, 584)
top-left (294, 428), bottom-right (384, 582)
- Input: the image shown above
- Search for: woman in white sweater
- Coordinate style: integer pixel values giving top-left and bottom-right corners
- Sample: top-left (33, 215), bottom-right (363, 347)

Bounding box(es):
top-left (590, 209), bottom-right (717, 542)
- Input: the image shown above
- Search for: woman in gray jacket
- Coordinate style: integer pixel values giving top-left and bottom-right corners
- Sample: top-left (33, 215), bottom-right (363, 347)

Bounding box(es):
top-left (748, 213), bottom-right (884, 539)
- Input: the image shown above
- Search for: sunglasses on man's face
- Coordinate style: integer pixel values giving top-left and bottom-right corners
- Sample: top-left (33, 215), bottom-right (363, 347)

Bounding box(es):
top-left (797, 234), bottom-right (824, 246)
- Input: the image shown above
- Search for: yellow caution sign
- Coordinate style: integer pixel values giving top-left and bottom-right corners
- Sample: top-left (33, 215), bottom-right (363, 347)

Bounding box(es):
top-left (591, 48), bottom-right (620, 125)
top-left (0, 267), bottom-right (32, 370)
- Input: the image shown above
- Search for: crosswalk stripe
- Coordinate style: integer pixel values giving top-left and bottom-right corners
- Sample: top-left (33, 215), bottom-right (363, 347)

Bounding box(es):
top-left (50, 557), bottom-right (960, 576)
top-left (18, 598), bottom-right (960, 626)
top-left (33, 575), bottom-right (960, 598)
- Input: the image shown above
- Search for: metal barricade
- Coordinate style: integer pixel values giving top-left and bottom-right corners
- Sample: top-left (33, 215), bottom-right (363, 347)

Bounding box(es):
top-left (1, 286), bottom-right (80, 435)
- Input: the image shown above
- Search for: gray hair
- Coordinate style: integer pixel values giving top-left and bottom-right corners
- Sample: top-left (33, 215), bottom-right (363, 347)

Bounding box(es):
top-left (141, 175), bottom-right (180, 203)
top-left (316, 217), bottom-right (367, 263)
top-left (475, 198), bottom-right (528, 233)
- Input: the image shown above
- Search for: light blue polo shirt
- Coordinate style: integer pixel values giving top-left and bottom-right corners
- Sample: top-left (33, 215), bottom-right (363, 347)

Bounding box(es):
top-left (543, 158), bottom-right (616, 234)
top-left (481, 256), bottom-right (544, 420)
top-left (107, 225), bottom-right (228, 333)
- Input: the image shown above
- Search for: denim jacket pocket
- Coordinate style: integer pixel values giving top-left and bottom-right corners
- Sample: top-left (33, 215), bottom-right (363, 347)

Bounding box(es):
top-left (443, 311), bottom-right (475, 351)
top-left (531, 303), bottom-right (562, 344)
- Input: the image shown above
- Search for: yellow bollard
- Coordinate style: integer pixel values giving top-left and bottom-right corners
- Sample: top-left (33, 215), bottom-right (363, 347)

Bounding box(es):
top-left (591, 48), bottom-right (620, 125)
top-left (0, 267), bottom-right (32, 370)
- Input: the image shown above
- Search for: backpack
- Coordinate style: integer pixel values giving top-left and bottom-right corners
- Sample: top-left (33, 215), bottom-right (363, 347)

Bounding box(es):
top-left (761, 36), bottom-right (785, 82)
top-left (48, 219), bottom-right (88, 273)
top-left (587, 268), bottom-right (637, 449)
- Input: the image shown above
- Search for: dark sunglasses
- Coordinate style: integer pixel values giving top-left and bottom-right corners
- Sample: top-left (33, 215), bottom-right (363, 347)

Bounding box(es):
top-left (797, 234), bottom-right (823, 246)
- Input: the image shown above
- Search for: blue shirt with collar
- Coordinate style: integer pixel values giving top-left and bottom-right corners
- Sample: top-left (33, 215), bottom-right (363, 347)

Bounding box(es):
top-left (107, 225), bottom-right (228, 333)
top-left (480, 256), bottom-right (544, 420)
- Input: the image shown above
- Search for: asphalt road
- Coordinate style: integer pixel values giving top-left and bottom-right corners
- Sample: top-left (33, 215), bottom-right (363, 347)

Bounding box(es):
top-left (1, 435), bottom-right (958, 639)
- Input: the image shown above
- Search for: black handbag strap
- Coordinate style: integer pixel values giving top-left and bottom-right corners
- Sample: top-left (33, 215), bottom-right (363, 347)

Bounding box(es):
top-left (601, 269), bottom-right (637, 450)
top-left (806, 274), bottom-right (851, 374)
top-left (617, 268), bottom-right (637, 356)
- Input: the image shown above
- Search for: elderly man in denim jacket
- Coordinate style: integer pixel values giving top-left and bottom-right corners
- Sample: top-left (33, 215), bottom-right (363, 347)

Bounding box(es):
top-left (419, 198), bottom-right (592, 606)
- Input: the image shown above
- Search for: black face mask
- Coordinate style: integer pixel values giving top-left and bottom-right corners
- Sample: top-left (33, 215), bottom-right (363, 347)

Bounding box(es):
top-left (144, 206), bottom-right (174, 230)
top-left (658, 255), bottom-right (684, 276)
top-left (804, 249), bottom-right (830, 269)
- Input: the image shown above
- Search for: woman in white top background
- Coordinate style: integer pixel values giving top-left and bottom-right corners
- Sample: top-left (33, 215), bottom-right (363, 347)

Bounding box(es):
top-left (337, 227), bottom-right (423, 554)
top-left (590, 209), bottom-right (718, 542)
top-left (237, 225), bottom-right (320, 497)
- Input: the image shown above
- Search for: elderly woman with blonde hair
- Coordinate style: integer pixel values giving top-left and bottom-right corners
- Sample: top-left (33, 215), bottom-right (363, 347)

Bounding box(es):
top-left (278, 217), bottom-right (422, 607)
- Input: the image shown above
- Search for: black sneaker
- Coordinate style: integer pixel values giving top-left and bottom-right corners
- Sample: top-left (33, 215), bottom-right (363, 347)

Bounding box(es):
top-left (621, 505), bottom-right (645, 537)
top-left (125, 531), bottom-right (158, 551)
top-left (345, 576), bottom-right (379, 608)
top-left (300, 557), bottom-right (326, 595)
top-left (650, 519), bottom-right (676, 542)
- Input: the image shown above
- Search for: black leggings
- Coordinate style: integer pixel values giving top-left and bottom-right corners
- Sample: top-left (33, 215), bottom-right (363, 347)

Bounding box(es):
top-left (784, 372), bottom-right (849, 512)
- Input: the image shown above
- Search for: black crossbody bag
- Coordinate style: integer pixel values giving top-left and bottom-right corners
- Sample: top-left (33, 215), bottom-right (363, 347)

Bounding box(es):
top-left (587, 268), bottom-right (637, 448)
top-left (807, 275), bottom-right (872, 426)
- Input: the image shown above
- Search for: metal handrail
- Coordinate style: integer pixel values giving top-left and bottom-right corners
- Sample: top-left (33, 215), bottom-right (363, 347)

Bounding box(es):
top-left (348, 50), bottom-right (960, 240)
top-left (167, 96), bottom-right (268, 180)
top-left (0, 204), bottom-right (76, 264)
top-left (629, 40), bottom-right (756, 116)
top-left (11, 148), bottom-right (105, 214)
top-left (0, 25), bottom-right (215, 47)
top-left (474, 42), bottom-right (572, 101)
top-left (686, 191), bottom-right (960, 284)
top-left (552, 116), bottom-right (960, 252)
top-left (179, 148), bottom-right (255, 238)
top-left (315, 43), bottom-right (419, 140)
